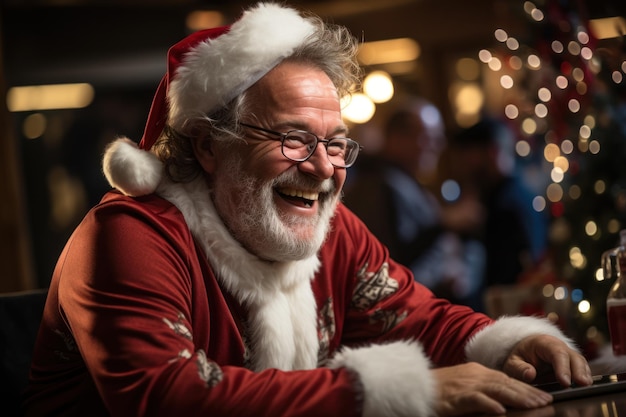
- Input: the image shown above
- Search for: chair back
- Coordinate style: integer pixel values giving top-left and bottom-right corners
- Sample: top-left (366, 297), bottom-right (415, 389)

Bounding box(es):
top-left (0, 289), bottom-right (48, 417)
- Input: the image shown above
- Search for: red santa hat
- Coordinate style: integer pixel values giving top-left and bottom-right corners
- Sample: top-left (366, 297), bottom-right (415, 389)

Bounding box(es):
top-left (103, 2), bottom-right (315, 196)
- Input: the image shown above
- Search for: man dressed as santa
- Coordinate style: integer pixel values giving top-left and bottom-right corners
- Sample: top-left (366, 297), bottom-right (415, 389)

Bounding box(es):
top-left (24, 2), bottom-right (592, 416)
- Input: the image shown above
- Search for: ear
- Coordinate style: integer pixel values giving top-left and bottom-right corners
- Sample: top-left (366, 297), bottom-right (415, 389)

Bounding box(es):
top-left (192, 136), bottom-right (218, 174)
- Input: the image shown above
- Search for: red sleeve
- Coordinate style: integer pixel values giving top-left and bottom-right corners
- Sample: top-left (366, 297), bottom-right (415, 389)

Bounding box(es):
top-left (53, 196), bottom-right (360, 417)
top-left (328, 204), bottom-right (494, 366)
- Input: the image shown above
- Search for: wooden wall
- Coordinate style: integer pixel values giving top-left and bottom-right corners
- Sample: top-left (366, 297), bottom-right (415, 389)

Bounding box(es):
top-left (0, 22), bottom-right (36, 293)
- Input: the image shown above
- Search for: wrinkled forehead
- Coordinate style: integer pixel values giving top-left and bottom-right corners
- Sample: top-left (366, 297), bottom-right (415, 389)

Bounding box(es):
top-left (245, 62), bottom-right (343, 128)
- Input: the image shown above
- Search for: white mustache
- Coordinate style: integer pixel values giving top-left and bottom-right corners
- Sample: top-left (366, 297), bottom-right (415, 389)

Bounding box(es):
top-left (271, 171), bottom-right (335, 196)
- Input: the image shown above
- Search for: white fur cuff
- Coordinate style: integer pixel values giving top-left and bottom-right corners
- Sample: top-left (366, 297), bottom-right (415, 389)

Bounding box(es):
top-left (329, 340), bottom-right (435, 417)
top-left (465, 315), bottom-right (577, 370)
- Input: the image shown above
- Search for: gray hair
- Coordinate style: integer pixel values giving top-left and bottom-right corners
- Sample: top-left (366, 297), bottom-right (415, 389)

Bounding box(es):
top-left (152, 14), bottom-right (361, 184)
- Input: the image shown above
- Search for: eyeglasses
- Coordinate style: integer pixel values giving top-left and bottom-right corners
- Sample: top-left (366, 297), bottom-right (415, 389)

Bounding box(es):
top-left (240, 123), bottom-right (362, 168)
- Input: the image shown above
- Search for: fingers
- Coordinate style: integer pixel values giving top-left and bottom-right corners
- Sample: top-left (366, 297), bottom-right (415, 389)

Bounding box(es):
top-left (506, 335), bottom-right (594, 388)
top-left (546, 349), bottom-right (574, 387)
top-left (444, 391), bottom-right (507, 416)
top-left (452, 380), bottom-right (552, 415)
top-left (569, 352), bottom-right (593, 387)
top-left (434, 363), bottom-right (553, 417)
top-left (481, 379), bottom-right (553, 411)
top-left (503, 355), bottom-right (538, 383)
top-left (534, 341), bottom-right (593, 387)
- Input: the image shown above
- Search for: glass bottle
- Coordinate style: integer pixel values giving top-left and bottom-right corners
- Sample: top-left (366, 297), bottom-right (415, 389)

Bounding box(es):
top-left (602, 229), bottom-right (626, 356)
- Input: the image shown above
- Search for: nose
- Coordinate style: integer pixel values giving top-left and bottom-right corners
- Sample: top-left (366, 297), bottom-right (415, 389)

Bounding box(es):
top-left (297, 142), bottom-right (336, 179)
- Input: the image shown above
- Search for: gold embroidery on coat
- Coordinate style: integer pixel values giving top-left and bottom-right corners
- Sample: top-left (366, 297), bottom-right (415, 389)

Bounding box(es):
top-left (317, 297), bottom-right (335, 365)
top-left (163, 311), bottom-right (193, 341)
top-left (370, 309), bottom-right (408, 333)
top-left (51, 328), bottom-right (77, 361)
top-left (351, 262), bottom-right (399, 311)
top-left (196, 349), bottom-right (224, 387)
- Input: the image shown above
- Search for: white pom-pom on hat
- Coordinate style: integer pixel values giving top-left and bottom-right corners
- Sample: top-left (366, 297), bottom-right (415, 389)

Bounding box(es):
top-left (102, 138), bottom-right (162, 197)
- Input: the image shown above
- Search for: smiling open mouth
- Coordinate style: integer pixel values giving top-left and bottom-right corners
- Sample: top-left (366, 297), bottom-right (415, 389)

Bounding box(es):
top-left (276, 187), bottom-right (319, 208)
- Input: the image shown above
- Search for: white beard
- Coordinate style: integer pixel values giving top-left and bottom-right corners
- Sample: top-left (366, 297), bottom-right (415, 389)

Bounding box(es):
top-left (155, 174), bottom-right (322, 371)
top-left (210, 151), bottom-right (339, 261)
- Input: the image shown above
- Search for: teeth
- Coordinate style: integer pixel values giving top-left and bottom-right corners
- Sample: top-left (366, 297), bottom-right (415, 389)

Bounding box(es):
top-left (278, 187), bottom-right (319, 201)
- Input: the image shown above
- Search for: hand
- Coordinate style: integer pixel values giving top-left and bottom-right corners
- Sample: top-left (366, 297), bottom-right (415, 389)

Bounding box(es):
top-left (503, 334), bottom-right (593, 388)
top-left (433, 362), bottom-right (553, 416)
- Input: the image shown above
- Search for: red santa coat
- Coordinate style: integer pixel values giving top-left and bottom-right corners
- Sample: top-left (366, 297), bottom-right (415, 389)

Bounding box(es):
top-left (24, 173), bottom-right (573, 417)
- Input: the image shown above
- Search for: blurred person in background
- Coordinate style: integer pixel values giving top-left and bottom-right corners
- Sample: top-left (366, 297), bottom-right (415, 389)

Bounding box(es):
top-left (343, 98), bottom-right (486, 310)
top-left (447, 116), bottom-right (549, 293)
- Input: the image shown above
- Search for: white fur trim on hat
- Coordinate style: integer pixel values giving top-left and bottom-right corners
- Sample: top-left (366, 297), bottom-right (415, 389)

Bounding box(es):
top-left (329, 340), bottom-right (435, 417)
top-left (465, 315), bottom-right (578, 370)
top-left (167, 2), bottom-right (316, 130)
top-left (102, 138), bottom-right (163, 197)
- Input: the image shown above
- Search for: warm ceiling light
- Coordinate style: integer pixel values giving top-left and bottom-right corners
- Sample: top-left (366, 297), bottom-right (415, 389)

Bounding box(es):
top-left (589, 16), bottom-right (626, 39)
top-left (453, 83), bottom-right (483, 115)
top-left (357, 38), bottom-right (420, 66)
top-left (7, 83), bottom-right (94, 112)
top-left (341, 93), bottom-right (375, 124)
top-left (363, 71), bottom-right (394, 103)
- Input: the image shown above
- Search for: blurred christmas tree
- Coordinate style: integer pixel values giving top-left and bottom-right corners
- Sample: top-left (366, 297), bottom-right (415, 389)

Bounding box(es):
top-left (478, 0), bottom-right (626, 355)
